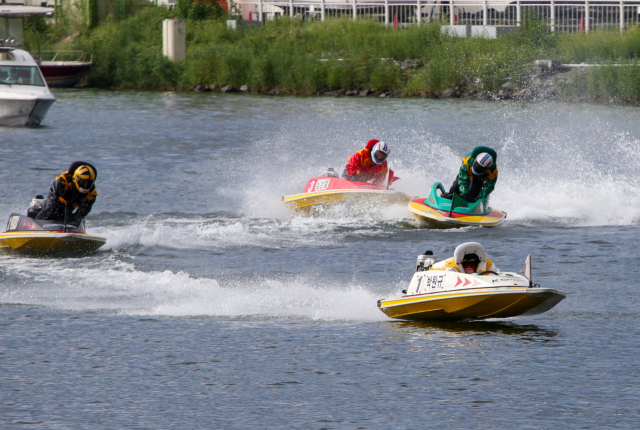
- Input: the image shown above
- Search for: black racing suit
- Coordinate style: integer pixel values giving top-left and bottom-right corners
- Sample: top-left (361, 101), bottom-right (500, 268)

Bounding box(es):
top-left (36, 161), bottom-right (98, 222)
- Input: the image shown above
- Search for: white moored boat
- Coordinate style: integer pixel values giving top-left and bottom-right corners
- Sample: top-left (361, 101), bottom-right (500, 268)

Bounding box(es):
top-left (0, 47), bottom-right (55, 126)
top-left (378, 243), bottom-right (565, 322)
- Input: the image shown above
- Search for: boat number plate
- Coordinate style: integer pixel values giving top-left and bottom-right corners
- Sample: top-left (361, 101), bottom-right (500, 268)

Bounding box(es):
top-left (416, 274), bottom-right (445, 293)
top-left (8, 216), bottom-right (19, 231)
top-left (315, 179), bottom-right (330, 192)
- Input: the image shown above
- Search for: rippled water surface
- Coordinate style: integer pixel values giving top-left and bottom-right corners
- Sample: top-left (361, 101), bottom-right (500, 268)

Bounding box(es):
top-left (1, 90), bottom-right (639, 428)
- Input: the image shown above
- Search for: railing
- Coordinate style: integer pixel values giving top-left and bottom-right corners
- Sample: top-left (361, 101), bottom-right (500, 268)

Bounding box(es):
top-left (38, 50), bottom-right (93, 64)
top-left (236, 0), bottom-right (640, 32)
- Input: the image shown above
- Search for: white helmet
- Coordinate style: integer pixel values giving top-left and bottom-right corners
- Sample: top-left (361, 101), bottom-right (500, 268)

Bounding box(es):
top-left (371, 141), bottom-right (390, 165)
top-left (453, 242), bottom-right (488, 273)
top-left (472, 152), bottom-right (494, 175)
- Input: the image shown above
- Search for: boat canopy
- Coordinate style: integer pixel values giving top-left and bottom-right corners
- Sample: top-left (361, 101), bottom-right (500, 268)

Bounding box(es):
top-left (1, 6), bottom-right (53, 53)
top-left (0, 6), bottom-right (54, 16)
top-left (0, 48), bottom-right (38, 66)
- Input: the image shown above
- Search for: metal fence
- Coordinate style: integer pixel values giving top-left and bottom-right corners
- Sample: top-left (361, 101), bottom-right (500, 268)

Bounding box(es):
top-left (238, 0), bottom-right (640, 32)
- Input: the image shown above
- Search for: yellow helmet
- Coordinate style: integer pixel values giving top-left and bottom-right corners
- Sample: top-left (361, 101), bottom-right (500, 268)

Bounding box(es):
top-left (73, 165), bottom-right (96, 193)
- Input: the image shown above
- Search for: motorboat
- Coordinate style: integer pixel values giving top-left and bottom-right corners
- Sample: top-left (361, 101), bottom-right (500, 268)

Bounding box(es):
top-left (0, 198), bottom-right (106, 256)
top-left (38, 50), bottom-right (93, 88)
top-left (0, 6), bottom-right (57, 125)
top-left (282, 168), bottom-right (411, 211)
top-left (378, 243), bottom-right (565, 321)
top-left (409, 182), bottom-right (506, 228)
top-left (0, 47), bottom-right (55, 126)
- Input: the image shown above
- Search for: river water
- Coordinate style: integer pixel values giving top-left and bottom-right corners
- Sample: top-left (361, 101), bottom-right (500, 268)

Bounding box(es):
top-left (1, 90), bottom-right (639, 429)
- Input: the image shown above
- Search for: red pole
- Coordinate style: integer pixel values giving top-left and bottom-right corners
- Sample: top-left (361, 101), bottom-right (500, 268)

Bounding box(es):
top-left (453, 15), bottom-right (458, 25)
top-left (578, 16), bottom-right (585, 34)
top-left (393, 13), bottom-right (398, 29)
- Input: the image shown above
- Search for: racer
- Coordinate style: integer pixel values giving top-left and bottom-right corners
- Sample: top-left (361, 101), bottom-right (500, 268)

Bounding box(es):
top-left (36, 161), bottom-right (98, 222)
top-left (430, 242), bottom-right (499, 274)
top-left (2, 67), bottom-right (22, 84)
top-left (343, 139), bottom-right (399, 186)
top-left (444, 146), bottom-right (498, 202)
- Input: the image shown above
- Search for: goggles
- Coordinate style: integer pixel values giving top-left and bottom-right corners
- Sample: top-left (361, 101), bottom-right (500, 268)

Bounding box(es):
top-left (462, 254), bottom-right (480, 263)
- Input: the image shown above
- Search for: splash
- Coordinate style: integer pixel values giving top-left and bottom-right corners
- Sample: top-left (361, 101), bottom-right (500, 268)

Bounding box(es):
top-left (228, 101), bottom-right (640, 227)
top-left (0, 257), bottom-right (390, 322)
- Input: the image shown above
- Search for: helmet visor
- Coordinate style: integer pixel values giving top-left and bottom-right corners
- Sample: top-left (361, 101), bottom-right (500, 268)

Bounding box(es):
top-left (75, 179), bottom-right (93, 193)
top-left (462, 253), bottom-right (480, 263)
top-left (374, 150), bottom-right (388, 162)
top-left (472, 161), bottom-right (485, 175)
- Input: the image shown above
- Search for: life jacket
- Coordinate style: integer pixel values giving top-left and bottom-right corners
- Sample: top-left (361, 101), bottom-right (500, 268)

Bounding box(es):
top-left (430, 256), bottom-right (498, 274)
top-left (55, 171), bottom-right (98, 208)
top-left (345, 148), bottom-right (389, 177)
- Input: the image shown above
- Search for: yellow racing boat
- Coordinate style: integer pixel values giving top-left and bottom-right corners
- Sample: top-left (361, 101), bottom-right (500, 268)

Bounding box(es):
top-left (378, 245), bottom-right (565, 322)
top-left (0, 212), bottom-right (106, 257)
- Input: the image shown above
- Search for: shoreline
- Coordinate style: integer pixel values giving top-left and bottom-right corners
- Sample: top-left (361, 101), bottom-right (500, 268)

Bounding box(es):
top-left (56, 11), bottom-right (640, 103)
top-left (186, 62), bottom-right (640, 105)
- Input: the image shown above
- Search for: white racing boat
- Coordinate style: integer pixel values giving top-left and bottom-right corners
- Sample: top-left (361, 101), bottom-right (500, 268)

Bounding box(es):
top-left (378, 244), bottom-right (565, 321)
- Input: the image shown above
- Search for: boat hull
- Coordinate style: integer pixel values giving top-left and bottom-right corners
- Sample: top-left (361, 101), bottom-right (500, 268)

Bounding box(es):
top-left (39, 61), bottom-right (93, 88)
top-left (283, 176), bottom-right (411, 210)
top-left (0, 231), bottom-right (106, 257)
top-left (409, 198), bottom-right (506, 228)
top-left (284, 189), bottom-right (411, 210)
top-left (379, 287), bottom-right (565, 321)
top-left (0, 98), bottom-right (35, 126)
top-left (0, 97), bottom-right (55, 126)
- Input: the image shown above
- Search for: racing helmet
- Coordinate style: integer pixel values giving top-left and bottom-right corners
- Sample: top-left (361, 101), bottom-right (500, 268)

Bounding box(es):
top-left (472, 152), bottom-right (494, 175)
top-left (371, 141), bottom-right (390, 165)
top-left (461, 253), bottom-right (480, 274)
top-left (73, 165), bottom-right (96, 193)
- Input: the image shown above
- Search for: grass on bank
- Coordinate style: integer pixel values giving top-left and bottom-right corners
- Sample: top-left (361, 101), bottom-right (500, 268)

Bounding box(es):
top-left (42, 6), bottom-right (640, 99)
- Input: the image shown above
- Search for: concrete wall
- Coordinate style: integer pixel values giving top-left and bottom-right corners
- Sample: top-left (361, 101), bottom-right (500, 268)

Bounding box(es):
top-left (163, 18), bottom-right (185, 61)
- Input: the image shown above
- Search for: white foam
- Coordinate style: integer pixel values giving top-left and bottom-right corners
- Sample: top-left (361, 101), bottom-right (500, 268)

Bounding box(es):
top-left (0, 257), bottom-right (389, 322)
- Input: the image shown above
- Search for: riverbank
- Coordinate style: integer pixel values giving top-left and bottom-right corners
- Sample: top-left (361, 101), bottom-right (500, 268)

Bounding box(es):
top-left (52, 7), bottom-right (640, 101)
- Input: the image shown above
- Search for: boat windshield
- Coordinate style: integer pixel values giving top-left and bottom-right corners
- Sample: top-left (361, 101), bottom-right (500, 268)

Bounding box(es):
top-left (0, 65), bottom-right (45, 86)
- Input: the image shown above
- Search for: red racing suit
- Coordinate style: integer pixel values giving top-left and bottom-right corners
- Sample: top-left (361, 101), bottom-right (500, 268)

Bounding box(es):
top-left (344, 140), bottom-right (395, 185)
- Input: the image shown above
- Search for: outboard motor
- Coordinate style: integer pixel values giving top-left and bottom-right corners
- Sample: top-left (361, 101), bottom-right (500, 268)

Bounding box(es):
top-left (27, 195), bottom-right (45, 219)
top-left (322, 168), bottom-right (338, 178)
top-left (416, 250), bottom-right (436, 271)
